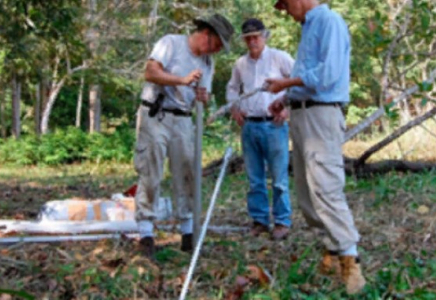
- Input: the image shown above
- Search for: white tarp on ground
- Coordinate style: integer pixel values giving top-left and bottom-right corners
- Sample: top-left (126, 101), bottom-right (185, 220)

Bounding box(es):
top-left (0, 189), bottom-right (247, 243)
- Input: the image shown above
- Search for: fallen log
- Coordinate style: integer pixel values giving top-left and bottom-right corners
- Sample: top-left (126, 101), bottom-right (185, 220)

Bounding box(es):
top-left (345, 158), bottom-right (436, 177)
top-left (203, 153), bottom-right (436, 178)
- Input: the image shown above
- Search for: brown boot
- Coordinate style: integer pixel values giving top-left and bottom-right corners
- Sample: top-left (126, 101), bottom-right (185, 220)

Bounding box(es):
top-left (250, 222), bottom-right (269, 237)
top-left (271, 224), bottom-right (289, 240)
top-left (319, 251), bottom-right (341, 277)
top-left (181, 234), bottom-right (193, 252)
top-left (139, 236), bottom-right (155, 257)
top-left (339, 256), bottom-right (366, 295)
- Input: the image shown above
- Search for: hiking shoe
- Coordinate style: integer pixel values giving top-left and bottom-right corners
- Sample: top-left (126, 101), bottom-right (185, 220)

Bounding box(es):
top-left (250, 222), bottom-right (269, 237)
top-left (181, 234), bottom-right (193, 252)
top-left (319, 251), bottom-right (341, 279)
top-left (139, 236), bottom-right (155, 257)
top-left (271, 224), bottom-right (289, 240)
top-left (340, 256), bottom-right (366, 295)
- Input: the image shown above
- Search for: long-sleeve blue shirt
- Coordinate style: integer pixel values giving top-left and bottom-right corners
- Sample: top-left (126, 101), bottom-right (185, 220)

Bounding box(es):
top-left (287, 4), bottom-right (351, 103)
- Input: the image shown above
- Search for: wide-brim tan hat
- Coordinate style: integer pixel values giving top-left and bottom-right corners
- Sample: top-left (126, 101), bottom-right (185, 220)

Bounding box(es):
top-left (193, 13), bottom-right (235, 53)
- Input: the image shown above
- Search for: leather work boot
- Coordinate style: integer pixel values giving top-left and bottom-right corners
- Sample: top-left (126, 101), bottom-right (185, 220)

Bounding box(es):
top-left (250, 222), bottom-right (269, 237)
top-left (181, 233), bottom-right (194, 252)
top-left (139, 236), bottom-right (155, 258)
top-left (271, 224), bottom-right (289, 240)
top-left (319, 251), bottom-right (341, 279)
top-left (339, 256), bottom-right (366, 295)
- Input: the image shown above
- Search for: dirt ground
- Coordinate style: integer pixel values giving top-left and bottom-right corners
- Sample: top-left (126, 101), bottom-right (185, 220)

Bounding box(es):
top-left (1, 164), bottom-right (436, 299)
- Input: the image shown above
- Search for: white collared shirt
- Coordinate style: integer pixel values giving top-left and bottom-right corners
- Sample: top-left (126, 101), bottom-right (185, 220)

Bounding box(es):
top-left (226, 46), bottom-right (294, 117)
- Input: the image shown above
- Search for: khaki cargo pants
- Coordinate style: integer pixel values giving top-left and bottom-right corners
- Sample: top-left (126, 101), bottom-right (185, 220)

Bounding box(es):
top-left (290, 103), bottom-right (360, 251)
top-left (134, 105), bottom-right (194, 222)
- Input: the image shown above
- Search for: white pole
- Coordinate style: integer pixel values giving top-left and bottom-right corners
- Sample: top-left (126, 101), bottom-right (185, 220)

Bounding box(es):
top-left (0, 233), bottom-right (140, 244)
top-left (207, 86), bottom-right (266, 125)
top-left (179, 147), bottom-right (233, 300)
top-left (0, 220), bottom-right (248, 237)
top-left (193, 100), bottom-right (204, 246)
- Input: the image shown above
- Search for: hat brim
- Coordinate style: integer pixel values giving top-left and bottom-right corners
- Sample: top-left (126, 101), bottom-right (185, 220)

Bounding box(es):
top-left (240, 30), bottom-right (264, 38)
top-left (193, 19), bottom-right (230, 53)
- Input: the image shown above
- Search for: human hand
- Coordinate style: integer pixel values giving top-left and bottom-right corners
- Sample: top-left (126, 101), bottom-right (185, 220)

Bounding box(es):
top-left (273, 107), bottom-right (289, 125)
top-left (265, 78), bottom-right (287, 93)
top-left (195, 87), bottom-right (209, 104)
top-left (182, 69), bottom-right (202, 86)
top-left (268, 98), bottom-right (285, 117)
top-left (231, 106), bottom-right (246, 126)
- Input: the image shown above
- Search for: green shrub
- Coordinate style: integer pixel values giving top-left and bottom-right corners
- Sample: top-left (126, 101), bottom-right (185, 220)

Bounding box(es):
top-left (0, 123), bottom-right (235, 166)
top-left (85, 127), bottom-right (134, 163)
top-left (346, 104), bottom-right (379, 126)
top-left (0, 127), bottom-right (135, 166)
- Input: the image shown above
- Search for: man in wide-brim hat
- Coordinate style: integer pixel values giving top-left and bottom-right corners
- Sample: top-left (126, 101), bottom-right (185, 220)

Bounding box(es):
top-left (135, 14), bottom-right (234, 257)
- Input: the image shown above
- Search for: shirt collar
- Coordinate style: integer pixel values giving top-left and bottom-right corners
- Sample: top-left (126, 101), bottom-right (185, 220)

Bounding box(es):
top-left (304, 4), bottom-right (329, 24)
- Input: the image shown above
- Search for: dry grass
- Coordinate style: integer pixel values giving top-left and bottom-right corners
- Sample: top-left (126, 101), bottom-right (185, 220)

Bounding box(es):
top-left (343, 119), bottom-right (436, 162)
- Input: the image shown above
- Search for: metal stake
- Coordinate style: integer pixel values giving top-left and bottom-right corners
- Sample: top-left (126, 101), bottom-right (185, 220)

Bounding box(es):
top-left (193, 100), bottom-right (204, 246)
top-left (179, 147), bottom-right (233, 300)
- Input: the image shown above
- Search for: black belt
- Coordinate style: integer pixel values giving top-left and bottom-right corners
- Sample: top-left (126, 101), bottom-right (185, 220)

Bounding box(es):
top-left (289, 100), bottom-right (343, 110)
top-left (141, 101), bottom-right (192, 117)
top-left (244, 116), bottom-right (274, 122)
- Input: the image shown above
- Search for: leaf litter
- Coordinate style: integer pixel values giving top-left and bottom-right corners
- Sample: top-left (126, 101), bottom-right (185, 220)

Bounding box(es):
top-left (1, 171), bottom-right (436, 299)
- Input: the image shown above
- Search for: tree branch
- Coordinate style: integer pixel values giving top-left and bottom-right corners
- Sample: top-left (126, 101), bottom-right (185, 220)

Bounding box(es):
top-left (354, 106), bottom-right (436, 166)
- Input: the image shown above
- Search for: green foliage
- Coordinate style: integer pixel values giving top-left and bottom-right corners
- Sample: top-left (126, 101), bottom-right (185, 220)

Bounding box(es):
top-left (0, 117), bottom-right (237, 166)
top-left (384, 102), bottom-right (401, 126)
top-left (0, 0), bottom-right (435, 141)
top-left (0, 289), bottom-right (35, 300)
top-left (345, 104), bottom-right (378, 126)
top-left (85, 126), bottom-right (135, 163)
top-left (0, 126), bottom-right (134, 165)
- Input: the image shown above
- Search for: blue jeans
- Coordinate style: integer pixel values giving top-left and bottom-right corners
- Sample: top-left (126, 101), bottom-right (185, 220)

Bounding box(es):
top-left (242, 120), bottom-right (292, 227)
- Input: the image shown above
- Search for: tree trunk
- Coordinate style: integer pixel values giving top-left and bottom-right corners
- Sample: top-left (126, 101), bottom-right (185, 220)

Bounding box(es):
top-left (35, 83), bottom-right (41, 136)
top-left (0, 89), bottom-right (6, 138)
top-left (11, 75), bottom-right (21, 139)
top-left (41, 75), bottom-right (49, 116)
top-left (76, 76), bottom-right (85, 128)
top-left (40, 78), bottom-right (67, 134)
top-left (40, 63), bottom-right (87, 134)
top-left (89, 84), bottom-right (101, 133)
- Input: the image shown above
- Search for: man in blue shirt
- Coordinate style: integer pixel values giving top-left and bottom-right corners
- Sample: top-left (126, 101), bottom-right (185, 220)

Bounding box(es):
top-left (267, 0), bottom-right (366, 295)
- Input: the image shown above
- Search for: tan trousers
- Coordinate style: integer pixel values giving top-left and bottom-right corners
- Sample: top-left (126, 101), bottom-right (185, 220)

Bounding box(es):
top-left (290, 104), bottom-right (359, 251)
top-left (134, 106), bottom-right (194, 222)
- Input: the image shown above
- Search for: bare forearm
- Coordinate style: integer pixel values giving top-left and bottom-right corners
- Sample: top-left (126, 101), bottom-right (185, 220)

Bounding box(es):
top-left (281, 77), bottom-right (304, 89)
top-left (145, 67), bottom-right (184, 86)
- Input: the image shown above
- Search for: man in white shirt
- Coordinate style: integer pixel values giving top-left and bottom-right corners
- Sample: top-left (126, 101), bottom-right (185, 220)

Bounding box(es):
top-left (135, 14), bottom-right (234, 257)
top-left (226, 18), bottom-right (294, 240)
